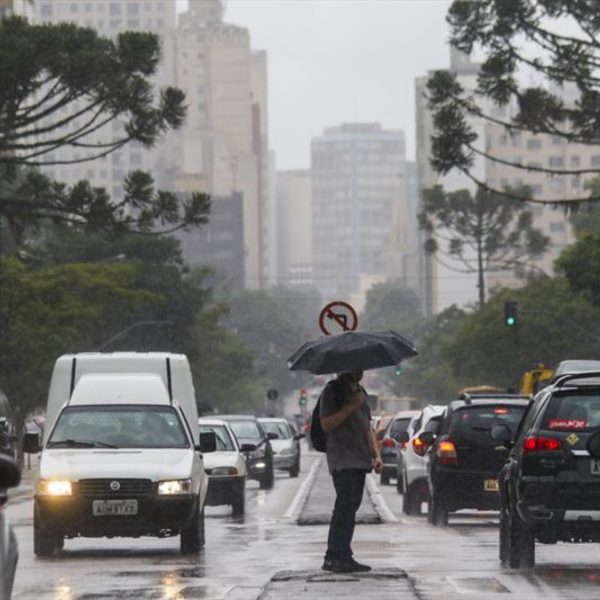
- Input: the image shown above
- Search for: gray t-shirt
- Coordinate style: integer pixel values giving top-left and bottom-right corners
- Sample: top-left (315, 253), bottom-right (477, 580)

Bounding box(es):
top-left (319, 379), bottom-right (373, 474)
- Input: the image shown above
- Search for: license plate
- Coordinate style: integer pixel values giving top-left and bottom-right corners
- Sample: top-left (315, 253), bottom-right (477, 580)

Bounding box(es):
top-left (92, 499), bottom-right (138, 516)
top-left (484, 479), bottom-right (499, 492)
top-left (591, 459), bottom-right (600, 475)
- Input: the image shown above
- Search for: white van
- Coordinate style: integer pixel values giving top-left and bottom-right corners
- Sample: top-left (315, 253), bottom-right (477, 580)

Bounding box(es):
top-left (24, 352), bottom-right (215, 557)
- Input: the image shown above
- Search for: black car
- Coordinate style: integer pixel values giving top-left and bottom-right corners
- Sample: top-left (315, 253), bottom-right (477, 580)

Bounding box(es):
top-left (425, 394), bottom-right (530, 527)
top-left (496, 372), bottom-right (600, 568)
top-left (214, 415), bottom-right (275, 490)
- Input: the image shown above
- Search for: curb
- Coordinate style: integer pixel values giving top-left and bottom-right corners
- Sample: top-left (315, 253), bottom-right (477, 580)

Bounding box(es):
top-left (284, 456), bottom-right (323, 522)
top-left (365, 474), bottom-right (398, 523)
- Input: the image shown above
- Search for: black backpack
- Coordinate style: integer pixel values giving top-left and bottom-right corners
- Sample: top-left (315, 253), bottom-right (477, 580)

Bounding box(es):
top-left (310, 380), bottom-right (343, 452)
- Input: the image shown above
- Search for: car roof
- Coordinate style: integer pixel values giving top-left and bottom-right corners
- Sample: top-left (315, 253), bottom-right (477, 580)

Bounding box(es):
top-left (198, 418), bottom-right (230, 427)
top-left (392, 410), bottom-right (420, 419)
top-left (449, 397), bottom-right (531, 411)
top-left (212, 414), bottom-right (258, 421)
top-left (258, 417), bottom-right (288, 423)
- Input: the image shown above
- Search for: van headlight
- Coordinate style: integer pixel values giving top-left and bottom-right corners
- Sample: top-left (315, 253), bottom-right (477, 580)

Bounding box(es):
top-left (39, 480), bottom-right (72, 496)
top-left (158, 479), bottom-right (193, 495)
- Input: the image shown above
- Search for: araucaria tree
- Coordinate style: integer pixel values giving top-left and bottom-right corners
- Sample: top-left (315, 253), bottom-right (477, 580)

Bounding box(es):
top-left (427, 0), bottom-right (600, 205)
top-left (419, 185), bottom-right (549, 306)
top-left (0, 16), bottom-right (209, 235)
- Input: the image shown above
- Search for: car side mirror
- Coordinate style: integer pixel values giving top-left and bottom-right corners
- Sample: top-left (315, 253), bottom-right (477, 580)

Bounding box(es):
top-left (0, 455), bottom-right (20, 489)
top-left (23, 432), bottom-right (41, 454)
top-left (266, 432), bottom-right (279, 440)
top-left (490, 424), bottom-right (512, 444)
top-left (198, 431), bottom-right (217, 453)
top-left (394, 432), bottom-right (410, 444)
top-left (418, 431), bottom-right (435, 445)
top-left (240, 443), bottom-right (257, 453)
top-left (293, 433), bottom-right (306, 441)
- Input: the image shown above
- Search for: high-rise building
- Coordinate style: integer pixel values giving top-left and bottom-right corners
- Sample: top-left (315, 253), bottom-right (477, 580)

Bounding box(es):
top-left (32, 0), bottom-right (179, 201)
top-left (311, 123), bottom-right (408, 309)
top-left (175, 1), bottom-right (270, 289)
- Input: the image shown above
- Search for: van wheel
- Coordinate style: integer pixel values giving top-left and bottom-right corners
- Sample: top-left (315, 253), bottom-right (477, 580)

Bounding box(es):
top-left (506, 505), bottom-right (535, 568)
top-left (396, 470), bottom-right (404, 495)
top-left (180, 504), bottom-right (205, 554)
top-left (231, 481), bottom-right (246, 516)
top-left (34, 511), bottom-right (63, 557)
top-left (403, 482), bottom-right (422, 515)
top-left (428, 490), bottom-right (448, 527)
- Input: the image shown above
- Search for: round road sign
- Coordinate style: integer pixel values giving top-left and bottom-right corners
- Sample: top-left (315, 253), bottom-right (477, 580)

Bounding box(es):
top-left (318, 301), bottom-right (358, 336)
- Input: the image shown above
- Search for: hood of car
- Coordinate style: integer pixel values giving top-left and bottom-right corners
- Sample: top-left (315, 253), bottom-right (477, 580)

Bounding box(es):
top-left (203, 451), bottom-right (241, 471)
top-left (270, 439), bottom-right (294, 453)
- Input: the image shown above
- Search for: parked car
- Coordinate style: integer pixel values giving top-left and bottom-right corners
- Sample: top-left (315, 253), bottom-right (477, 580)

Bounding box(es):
top-left (258, 418), bottom-right (304, 478)
top-left (426, 394), bottom-right (530, 526)
top-left (198, 419), bottom-right (247, 516)
top-left (0, 454), bottom-right (20, 599)
top-left (24, 352), bottom-right (216, 556)
top-left (397, 405), bottom-right (445, 514)
top-left (496, 371), bottom-right (600, 568)
top-left (379, 410), bottom-right (418, 485)
top-left (215, 415), bottom-right (275, 490)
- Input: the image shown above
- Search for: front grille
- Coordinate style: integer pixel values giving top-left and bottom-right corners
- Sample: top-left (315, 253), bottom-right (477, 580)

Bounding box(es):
top-left (76, 479), bottom-right (152, 497)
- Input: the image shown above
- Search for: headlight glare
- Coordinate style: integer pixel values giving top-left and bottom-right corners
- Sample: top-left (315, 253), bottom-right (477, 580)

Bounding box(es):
top-left (158, 479), bottom-right (192, 495)
top-left (40, 480), bottom-right (72, 496)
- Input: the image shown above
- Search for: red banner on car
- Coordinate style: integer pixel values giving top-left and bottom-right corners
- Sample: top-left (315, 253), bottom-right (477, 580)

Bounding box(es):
top-left (547, 419), bottom-right (587, 430)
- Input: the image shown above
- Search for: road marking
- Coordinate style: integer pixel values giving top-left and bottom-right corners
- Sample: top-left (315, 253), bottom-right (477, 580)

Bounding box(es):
top-left (284, 457), bottom-right (323, 521)
top-left (366, 474), bottom-right (398, 523)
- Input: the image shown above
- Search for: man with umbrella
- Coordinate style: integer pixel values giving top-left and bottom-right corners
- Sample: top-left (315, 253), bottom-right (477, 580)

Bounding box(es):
top-left (320, 370), bottom-right (382, 573)
top-left (288, 329), bottom-right (418, 574)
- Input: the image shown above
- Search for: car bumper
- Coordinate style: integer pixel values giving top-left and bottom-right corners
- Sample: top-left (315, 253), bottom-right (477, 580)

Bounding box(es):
top-left (433, 469), bottom-right (501, 510)
top-left (205, 476), bottom-right (244, 506)
top-left (35, 494), bottom-right (197, 538)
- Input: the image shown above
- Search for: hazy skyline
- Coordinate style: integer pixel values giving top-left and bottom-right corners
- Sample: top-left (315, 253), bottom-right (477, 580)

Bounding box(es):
top-left (177, 0), bottom-right (453, 169)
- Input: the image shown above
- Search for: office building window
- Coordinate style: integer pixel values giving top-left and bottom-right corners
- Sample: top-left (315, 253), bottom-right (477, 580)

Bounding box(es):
top-left (70, 3), bottom-right (78, 13)
top-left (127, 19), bottom-right (140, 28)
top-left (109, 3), bottom-right (121, 16)
top-left (40, 3), bottom-right (52, 17)
top-left (128, 3), bottom-right (140, 16)
top-left (572, 176), bottom-right (581, 189)
top-left (592, 155), bottom-right (600, 167)
top-left (110, 19), bottom-right (121, 29)
top-left (551, 136), bottom-right (563, 145)
top-left (85, 3), bottom-right (92, 13)
top-left (527, 138), bottom-right (542, 150)
top-left (571, 155), bottom-right (581, 167)
top-left (550, 222), bottom-right (566, 233)
top-left (548, 156), bottom-right (564, 167)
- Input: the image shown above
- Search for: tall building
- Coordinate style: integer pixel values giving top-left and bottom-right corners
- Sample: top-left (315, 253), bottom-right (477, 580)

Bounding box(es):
top-left (311, 123), bottom-right (408, 309)
top-left (32, 0), bottom-right (179, 201)
top-left (175, 1), bottom-right (270, 289)
top-left (415, 49), bottom-right (486, 314)
top-left (276, 170), bottom-right (312, 287)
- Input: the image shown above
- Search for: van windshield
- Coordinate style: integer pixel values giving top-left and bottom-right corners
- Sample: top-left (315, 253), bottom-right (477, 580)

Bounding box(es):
top-left (48, 405), bottom-right (189, 449)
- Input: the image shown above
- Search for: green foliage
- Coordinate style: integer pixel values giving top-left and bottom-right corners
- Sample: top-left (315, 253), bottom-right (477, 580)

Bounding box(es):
top-left (428, 1), bottom-right (600, 204)
top-left (419, 185), bottom-right (548, 305)
top-left (361, 279), bottom-right (423, 332)
top-left (556, 232), bottom-right (600, 305)
top-left (570, 177), bottom-right (600, 235)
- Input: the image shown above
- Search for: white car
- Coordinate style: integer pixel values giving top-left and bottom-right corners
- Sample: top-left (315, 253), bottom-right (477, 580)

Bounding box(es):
top-left (198, 419), bottom-right (247, 516)
top-left (398, 404), bottom-right (445, 515)
top-left (258, 418), bottom-right (304, 478)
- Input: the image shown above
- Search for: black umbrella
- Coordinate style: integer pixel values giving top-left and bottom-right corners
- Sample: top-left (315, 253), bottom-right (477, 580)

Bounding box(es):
top-left (287, 330), bottom-right (418, 375)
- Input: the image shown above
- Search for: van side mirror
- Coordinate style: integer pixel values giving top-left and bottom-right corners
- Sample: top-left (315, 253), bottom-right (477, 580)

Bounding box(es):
top-left (23, 432), bottom-right (41, 454)
top-left (490, 424), bottom-right (512, 444)
top-left (0, 455), bottom-right (20, 488)
top-left (394, 431), bottom-right (410, 444)
top-left (418, 431), bottom-right (435, 445)
top-left (198, 431), bottom-right (217, 453)
top-left (240, 443), bottom-right (257, 453)
top-left (293, 433), bottom-right (305, 441)
top-left (266, 432), bottom-right (279, 440)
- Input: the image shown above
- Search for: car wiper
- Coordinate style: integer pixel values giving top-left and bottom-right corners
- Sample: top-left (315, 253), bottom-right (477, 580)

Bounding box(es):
top-left (47, 439), bottom-right (118, 449)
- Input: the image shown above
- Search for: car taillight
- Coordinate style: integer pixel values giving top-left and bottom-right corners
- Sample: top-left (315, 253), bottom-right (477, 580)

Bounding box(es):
top-left (436, 440), bottom-right (458, 465)
top-left (523, 436), bottom-right (561, 453)
top-left (382, 438), bottom-right (396, 448)
top-left (412, 436), bottom-right (428, 457)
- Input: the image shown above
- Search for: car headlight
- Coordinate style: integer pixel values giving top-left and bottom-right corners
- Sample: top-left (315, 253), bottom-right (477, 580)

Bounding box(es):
top-left (157, 479), bottom-right (193, 495)
top-left (39, 480), bottom-right (72, 496)
top-left (211, 467), bottom-right (239, 476)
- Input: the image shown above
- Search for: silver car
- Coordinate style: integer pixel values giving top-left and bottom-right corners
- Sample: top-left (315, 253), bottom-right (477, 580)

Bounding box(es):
top-left (258, 418), bottom-right (304, 478)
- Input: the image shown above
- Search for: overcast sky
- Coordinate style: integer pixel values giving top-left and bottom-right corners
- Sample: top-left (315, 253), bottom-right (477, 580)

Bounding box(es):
top-left (177, 0), bottom-right (453, 170)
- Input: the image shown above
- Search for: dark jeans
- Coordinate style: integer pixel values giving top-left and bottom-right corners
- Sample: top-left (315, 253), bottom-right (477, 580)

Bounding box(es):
top-left (325, 468), bottom-right (367, 561)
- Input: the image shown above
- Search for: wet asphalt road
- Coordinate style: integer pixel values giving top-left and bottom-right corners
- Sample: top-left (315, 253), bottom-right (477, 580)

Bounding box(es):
top-left (8, 448), bottom-right (600, 599)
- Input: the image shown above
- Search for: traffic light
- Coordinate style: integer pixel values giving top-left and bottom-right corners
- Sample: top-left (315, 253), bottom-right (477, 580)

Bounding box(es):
top-left (394, 366), bottom-right (402, 376)
top-left (504, 300), bottom-right (518, 327)
top-left (299, 389), bottom-right (307, 406)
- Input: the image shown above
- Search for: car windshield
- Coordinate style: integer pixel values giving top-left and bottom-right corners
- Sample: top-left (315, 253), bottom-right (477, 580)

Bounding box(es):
top-left (389, 418), bottom-right (411, 437)
top-left (199, 424), bottom-right (236, 451)
top-left (48, 405), bottom-right (189, 449)
top-left (450, 405), bottom-right (527, 442)
top-left (543, 393), bottom-right (600, 431)
top-left (261, 421), bottom-right (291, 439)
top-left (228, 420), bottom-right (262, 440)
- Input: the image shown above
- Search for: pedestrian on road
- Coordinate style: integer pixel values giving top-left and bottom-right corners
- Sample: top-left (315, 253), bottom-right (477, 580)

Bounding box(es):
top-left (319, 371), bottom-right (383, 573)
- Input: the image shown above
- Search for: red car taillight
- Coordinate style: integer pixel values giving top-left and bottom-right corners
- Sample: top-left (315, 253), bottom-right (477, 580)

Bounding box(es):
top-left (436, 440), bottom-right (458, 465)
top-left (412, 436), bottom-right (428, 457)
top-left (523, 436), bottom-right (561, 453)
top-left (382, 438), bottom-right (396, 448)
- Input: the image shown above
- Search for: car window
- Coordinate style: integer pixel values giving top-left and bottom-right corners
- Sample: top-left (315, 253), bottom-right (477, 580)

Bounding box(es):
top-left (261, 421), bottom-right (292, 439)
top-left (542, 393), bottom-right (600, 431)
top-left (49, 405), bottom-right (189, 448)
top-left (199, 424), bottom-right (236, 451)
top-left (389, 418), bottom-right (411, 437)
top-left (228, 420), bottom-right (262, 440)
top-left (449, 405), bottom-right (527, 442)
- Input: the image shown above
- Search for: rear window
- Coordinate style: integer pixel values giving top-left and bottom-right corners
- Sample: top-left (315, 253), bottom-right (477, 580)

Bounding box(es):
top-left (388, 418), bottom-right (411, 437)
top-left (449, 405), bottom-right (527, 441)
top-left (542, 393), bottom-right (600, 431)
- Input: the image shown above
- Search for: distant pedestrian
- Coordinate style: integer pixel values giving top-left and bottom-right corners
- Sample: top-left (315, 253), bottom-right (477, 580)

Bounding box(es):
top-left (319, 371), bottom-right (383, 573)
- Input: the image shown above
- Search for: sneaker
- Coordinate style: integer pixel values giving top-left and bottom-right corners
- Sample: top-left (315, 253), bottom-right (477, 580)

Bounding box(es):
top-left (321, 558), bottom-right (333, 571)
top-left (327, 559), bottom-right (357, 573)
top-left (347, 558), bottom-right (371, 572)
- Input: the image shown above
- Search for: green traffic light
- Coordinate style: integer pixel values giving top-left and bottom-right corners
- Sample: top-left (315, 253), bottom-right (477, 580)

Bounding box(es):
top-left (506, 317), bottom-right (516, 326)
